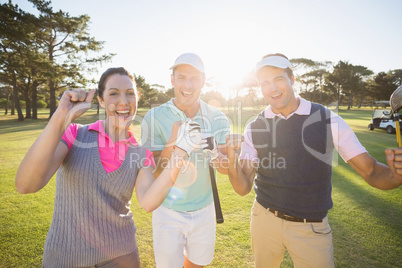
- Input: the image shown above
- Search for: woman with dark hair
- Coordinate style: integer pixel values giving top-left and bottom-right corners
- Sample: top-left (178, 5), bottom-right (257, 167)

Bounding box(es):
top-left (15, 67), bottom-right (202, 268)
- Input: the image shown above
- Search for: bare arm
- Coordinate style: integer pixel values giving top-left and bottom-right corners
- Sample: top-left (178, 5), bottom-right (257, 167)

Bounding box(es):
top-left (228, 158), bottom-right (257, 196)
top-left (348, 151), bottom-right (402, 190)
top-left (226, 136), bottom-right (257, 196)
top-left (136, 120), bottom-right (206, 211)
top-left (135, 145), bottom-right (191, 212)
top-left (15, 89), bottom-right (95, 194)
top-left (152, 121), bottom-right (182, 178)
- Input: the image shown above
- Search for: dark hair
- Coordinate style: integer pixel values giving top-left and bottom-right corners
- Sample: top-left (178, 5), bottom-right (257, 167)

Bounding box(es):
top-left (98, 67), bottom-right (136, 98)
top-left (261, 53), bottom-right (293, 78)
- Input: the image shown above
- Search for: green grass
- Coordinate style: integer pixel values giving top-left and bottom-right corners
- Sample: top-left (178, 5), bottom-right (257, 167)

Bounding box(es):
top-left (0, 107), bottom-right (401, 267)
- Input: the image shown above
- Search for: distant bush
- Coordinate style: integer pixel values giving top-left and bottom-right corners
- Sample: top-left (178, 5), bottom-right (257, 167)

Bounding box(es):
top-left (46, 100), bottom-right (59, 108)
top-left (0, 98), bottom-right (9, 107)
top-left (36, 100), bottom-right (47, 108)
top-left (0, 99), bottom-right (31, 108)
top-left (37, 94), bottom-right (46, 101)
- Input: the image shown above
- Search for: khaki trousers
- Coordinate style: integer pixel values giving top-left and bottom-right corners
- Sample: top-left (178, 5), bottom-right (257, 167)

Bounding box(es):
top-left (251, 200), bottom-right (334, 268)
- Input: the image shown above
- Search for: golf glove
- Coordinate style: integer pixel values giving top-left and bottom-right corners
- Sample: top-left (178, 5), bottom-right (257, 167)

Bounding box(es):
top-left (175, 119), bottom-right (202, 156)
top-left (201, 135), bottom-right (219, 161)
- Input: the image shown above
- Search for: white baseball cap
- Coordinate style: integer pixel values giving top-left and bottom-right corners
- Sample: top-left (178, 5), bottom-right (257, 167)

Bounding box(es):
top-left (255, 55), bottom-right (293, 73)
top-left (170, 53), bottom-right (205, 73)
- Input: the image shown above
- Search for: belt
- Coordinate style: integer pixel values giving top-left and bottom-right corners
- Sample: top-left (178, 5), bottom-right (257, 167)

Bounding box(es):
top-left (268, 208), bottom-right (322, 223)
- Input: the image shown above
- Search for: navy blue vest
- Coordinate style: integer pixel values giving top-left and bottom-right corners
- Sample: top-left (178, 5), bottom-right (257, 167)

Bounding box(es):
top-left (251, 103), bottom-right (334, 219)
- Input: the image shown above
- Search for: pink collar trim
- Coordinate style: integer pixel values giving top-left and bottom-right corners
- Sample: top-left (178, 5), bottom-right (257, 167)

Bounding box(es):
top-left (88, 120), bottom-right (138, 145)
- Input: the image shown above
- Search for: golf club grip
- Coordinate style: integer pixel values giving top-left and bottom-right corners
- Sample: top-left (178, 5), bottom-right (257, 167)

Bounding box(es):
top-left (209, 164), bottom-right (224, 224)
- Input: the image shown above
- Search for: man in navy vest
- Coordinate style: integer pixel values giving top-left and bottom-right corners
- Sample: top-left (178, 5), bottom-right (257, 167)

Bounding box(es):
top-left (226, 53), bottom-right (402, 268)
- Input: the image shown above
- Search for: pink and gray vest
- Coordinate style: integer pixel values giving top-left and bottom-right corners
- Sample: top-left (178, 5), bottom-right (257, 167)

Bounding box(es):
top-left (42, 125), bottom-right (147, 267)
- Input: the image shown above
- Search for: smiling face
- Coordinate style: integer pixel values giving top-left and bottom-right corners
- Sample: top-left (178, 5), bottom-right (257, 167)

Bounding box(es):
top-left (171, 64), bottom-right (205, 116)
top-left (257, 66), bottom-right (298, 117)
top-left (97, 73), bottom-right (137, 132)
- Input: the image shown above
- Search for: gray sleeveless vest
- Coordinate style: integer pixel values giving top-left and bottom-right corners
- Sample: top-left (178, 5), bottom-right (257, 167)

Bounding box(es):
top-left (251, 103), bottom-right (334, 219)
top-left (43, 124), bottom-right (146, 267)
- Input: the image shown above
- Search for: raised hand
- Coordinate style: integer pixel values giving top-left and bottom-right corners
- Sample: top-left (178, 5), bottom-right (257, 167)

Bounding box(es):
top-left (226, 134), bottom-right (244, 162)
top-left (385, 148), bottom-right (402, 185)
top-left (175, 119), bottom-right (202, 156)
top-left (59, 88), bottom-right (96, 124)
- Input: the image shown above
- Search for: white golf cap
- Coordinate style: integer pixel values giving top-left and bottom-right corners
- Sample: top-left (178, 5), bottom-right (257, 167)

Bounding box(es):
top-left (255, 55), bottom-right (293, 73)
top-left (170, 53), bottom-right (205, 73)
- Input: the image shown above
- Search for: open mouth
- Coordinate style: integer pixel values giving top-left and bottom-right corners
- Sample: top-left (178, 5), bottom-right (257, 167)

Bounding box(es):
top-left (271, 93), bottom-right (282, 101)
top-left (182, 91), bottom-right (192, 97)
top-left (115, 110), bottom-right (131, 120)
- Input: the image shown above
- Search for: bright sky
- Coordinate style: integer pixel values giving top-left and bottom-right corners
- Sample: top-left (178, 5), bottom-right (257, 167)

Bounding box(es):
top-left (10, 0), bottom-right (402, 97)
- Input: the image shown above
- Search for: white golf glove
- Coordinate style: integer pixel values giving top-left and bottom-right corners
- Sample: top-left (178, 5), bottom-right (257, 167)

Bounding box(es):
top-left (201, 134), bottom-right (219, 161)
top-left (175, 119), bottom-right (202, 156)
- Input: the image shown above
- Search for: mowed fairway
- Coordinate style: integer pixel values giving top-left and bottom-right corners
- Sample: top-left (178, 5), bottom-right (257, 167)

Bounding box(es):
top-left (0, 106), bottom-right (401, 267)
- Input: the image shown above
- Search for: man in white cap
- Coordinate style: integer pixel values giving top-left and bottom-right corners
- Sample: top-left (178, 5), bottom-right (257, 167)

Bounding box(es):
top-left (226, 53), bottom-right (402, 267)
top-left (141, 53), bottom-right (230, 268)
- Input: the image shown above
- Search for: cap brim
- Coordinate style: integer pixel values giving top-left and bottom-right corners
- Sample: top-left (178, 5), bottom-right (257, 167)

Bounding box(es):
top-left (256, 56), bottom-right (293, 73)
top-left (170, 63), bottom-right (204, 73)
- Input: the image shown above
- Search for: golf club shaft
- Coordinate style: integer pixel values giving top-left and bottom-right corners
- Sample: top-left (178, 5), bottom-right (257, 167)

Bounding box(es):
top-left (394, 113), bottom-right (402, 147)
top-left (390, 86), bottom-right (402, 146)
top-left (208, 163), bottom-right (224, 224)
top-left (396, 121), bottom-right (401, 147)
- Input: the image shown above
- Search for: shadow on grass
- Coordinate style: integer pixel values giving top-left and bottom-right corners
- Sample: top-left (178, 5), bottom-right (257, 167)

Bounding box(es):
top-left (329, 166), bottom-right (402, 267)
top-left (354, 131), bottom-right (397, 152)
top-left (333, 166), bottom-right (401, 229)
top-left (336, 110), bottom-right (372, 121)
top-left (0, 112), bottom-right (102, 135)
top-left (0, 119), bottom-right (49, 135)
top-left (0, 107), bottom-right (149, 135)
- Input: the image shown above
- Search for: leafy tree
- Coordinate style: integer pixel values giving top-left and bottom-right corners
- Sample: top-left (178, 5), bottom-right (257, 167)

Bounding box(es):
top-left (155, 87), bottom-right (174, 105)
top-left (239, 71), bottom-right (258, 93)
top-left (0, 1), bottom-right (34, 120)
top-left (201, 90), bottom-right (226, 108)
top-left (0, 85), bottom-right (12, 114)
top-left (291, 58), bottom-right (332, 104)
top-left (28, 0), bottom-right (114, 118)
top-left (367, 69), bottom-right (402, 103)
top-left (0, 0), bottom-right (113, 120)
top-left (389, 69), bottom-right (402, 87)
top-left (325, 61), bottom-right (373, 109)
top-left (228, 70), bottom-right (258, 109)
top-left (367, 72), bottom-right (394, 101)
top-left (290, 58), bottom-right (317, 69)
top-left (0, 1), bottom-right (56, 120)
top-left (36, 99), bottom-right (47, 108)
top-left (134, 74), bottom-right (158, 107)
top-left (243, 87), bottom-right (257, 107)
top-left (165, 87), bottom-right (175, 98)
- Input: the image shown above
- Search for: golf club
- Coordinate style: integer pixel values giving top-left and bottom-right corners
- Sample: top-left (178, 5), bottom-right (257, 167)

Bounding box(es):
top-left (390, 85), bottom-right (402, 146)
top-left (205, 136), bottom-right (224, 224)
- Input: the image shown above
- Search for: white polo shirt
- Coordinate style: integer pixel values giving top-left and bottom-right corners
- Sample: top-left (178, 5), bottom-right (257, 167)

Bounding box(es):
top-left (240, 97), bottom-right (367, 163)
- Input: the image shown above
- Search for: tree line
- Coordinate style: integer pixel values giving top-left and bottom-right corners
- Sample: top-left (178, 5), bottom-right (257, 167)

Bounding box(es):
top-left (0, 0), bottom-right (114, 121)
top-left (234, 58), bottom-right (402, 110)
top-left (291, 59), bottom-right (402, 109)
top-left (2, 1), bottom-right (402, 122)
top-left (139, 57), bottom-right (402, 111)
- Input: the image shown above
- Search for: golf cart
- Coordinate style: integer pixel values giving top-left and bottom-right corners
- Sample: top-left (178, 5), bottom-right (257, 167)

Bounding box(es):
top-left (368, 109), bottom-right (402, 134)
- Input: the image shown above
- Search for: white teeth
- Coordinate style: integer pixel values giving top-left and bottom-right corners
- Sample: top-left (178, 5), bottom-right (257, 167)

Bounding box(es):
top-left (117, 111), bottom-right (129, 114)
top-left (183, 91), bottom-right (192, 95)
